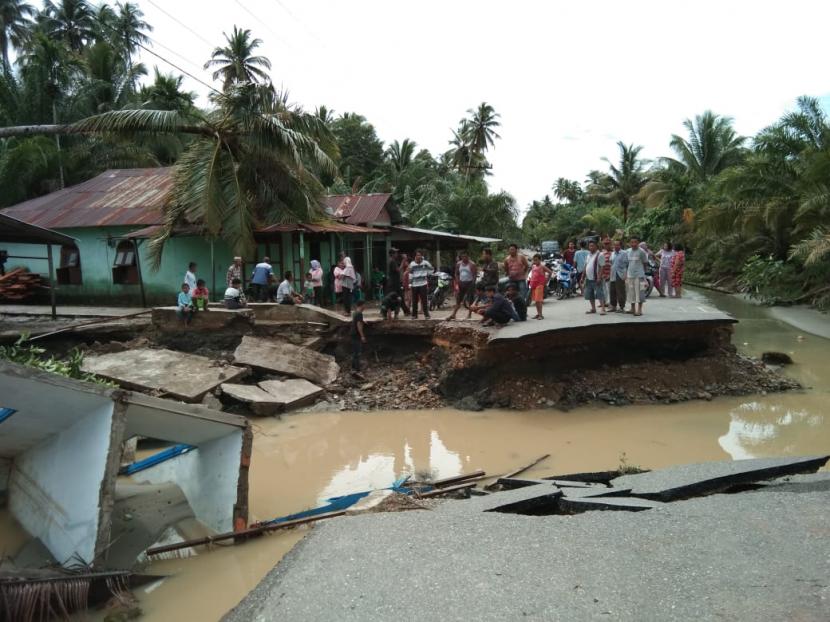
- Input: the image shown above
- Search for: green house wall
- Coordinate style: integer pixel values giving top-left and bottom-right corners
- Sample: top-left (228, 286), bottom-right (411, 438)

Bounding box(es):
top-left (1, 227), bottom-right (366, 306)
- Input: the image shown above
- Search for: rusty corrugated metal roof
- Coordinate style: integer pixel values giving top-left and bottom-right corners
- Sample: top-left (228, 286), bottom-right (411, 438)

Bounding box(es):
top-left (324, 193), bottom-right (393, 226)
top-left (256, 221), bottom-right (387, 235)
top-left (1, 168), bottom-right (173, 229)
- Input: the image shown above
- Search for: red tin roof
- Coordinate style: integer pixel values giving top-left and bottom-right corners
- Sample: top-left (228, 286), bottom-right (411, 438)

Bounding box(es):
top-left (2, 168), bottom-right (173, 229)
top-left (324, 193), bottom-right (393, 226)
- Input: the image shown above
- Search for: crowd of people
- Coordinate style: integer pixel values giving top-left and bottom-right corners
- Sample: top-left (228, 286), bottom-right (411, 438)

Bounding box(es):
top-left (173, 238), bottom-right (687, 379)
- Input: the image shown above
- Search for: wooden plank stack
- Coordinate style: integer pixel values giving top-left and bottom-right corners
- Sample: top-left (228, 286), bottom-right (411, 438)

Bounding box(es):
top-left (0, 268), bottom-right (44, 301)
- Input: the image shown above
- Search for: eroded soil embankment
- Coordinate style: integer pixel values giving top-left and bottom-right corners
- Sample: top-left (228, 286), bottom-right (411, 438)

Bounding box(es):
top-left (330, 334), bottom-right (800, 412)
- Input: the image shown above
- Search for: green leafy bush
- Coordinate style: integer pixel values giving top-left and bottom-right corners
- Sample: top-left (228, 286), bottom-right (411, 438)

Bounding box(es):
top-left (737, 255), bottom-right (801, 304)
top-left (0, 334), bottom-right (115, 386)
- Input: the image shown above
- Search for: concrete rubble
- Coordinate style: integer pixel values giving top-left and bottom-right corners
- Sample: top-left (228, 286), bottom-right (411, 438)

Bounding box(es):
top-left (220, 379), bottom-right (324, 416)
top-left (233, 335), bottom-right (340, 386)
top-left (81, 347), bottom-right (247, 402)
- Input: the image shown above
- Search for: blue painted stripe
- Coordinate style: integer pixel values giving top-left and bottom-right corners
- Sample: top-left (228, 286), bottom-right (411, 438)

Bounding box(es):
top-left (119, 444), bottom-right (196, 475)
top-left (0, 408), bottom-right (16, 424)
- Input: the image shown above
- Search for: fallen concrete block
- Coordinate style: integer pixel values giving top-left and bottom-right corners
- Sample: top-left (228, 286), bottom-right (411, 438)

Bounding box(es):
top-left (151, 306), bottom-right (255, 332)
top-left (221, 383), bottom-right (284, 416)
top-left (81, 348), bottom-right (247, 402)
top-left (258, 379), bottom-right (324, 410)
top-left (233, 336), bottom-right (340, 386)
top-left (611, 455), bottom-right (830, 501)
top-left (559, 486), bottom-right (633, 499)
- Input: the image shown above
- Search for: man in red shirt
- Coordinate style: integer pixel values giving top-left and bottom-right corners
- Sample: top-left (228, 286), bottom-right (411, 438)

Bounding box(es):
top-left (563, 241), bottom-right (576, 266)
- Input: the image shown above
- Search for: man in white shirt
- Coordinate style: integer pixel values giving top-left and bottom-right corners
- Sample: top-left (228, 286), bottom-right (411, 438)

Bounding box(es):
top-left (409, 250), bottom-right (434, 319)
top-left (276, 271), bottom-right (303, 305)
top-left (582, 240), bottom-right (607, 315)
top-left (223, 278), bottom-right (247, 309)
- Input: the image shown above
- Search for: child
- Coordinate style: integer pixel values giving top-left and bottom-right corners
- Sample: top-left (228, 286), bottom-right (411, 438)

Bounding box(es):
top-left (380, 290), bottom-right (402, 320)
top-left (528, 254), bottom-right (552, 320)
top-left (351, 299), bottom-right (367, 376)
top-left (177, 283), bottom-right (194, 325)
top-left (191, 278), bottom-right (210, 311)
top-left (303, 271), bottom-right (315, 304)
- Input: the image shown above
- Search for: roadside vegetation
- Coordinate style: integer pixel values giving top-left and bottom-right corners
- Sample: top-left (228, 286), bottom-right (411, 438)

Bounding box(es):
top-left (0, 1), bottom-right (827, 306)
top-left (0, 333), bottom-right (114, 384)
top-left (521, 100), bottom-right (830, 310)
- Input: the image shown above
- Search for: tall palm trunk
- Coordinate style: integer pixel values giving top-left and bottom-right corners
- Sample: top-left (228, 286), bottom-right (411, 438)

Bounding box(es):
top-left (52, 101), bottom-right (65, 189)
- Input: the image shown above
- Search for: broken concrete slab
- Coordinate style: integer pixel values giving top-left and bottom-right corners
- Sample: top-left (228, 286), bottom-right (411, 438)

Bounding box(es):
top-left (259, 379), bottom-right (324, 410)
top-left (221, 383), bottom-right (284, 416)
top-left (497, 477), bottom-right (602, 490)
top-left (81, 348), bottom-right (247, 402)
top-left (233, 336), bottom-right (340, 386)
top-left (611, 455), bottom-right (830, 501)
top-left (558, 496), bottom-right (662, 513)
top-left (152, 306), bottom-right (255, 332)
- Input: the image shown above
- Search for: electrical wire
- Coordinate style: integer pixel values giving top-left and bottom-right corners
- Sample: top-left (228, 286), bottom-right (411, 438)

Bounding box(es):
top-left (145, 0), bottom-right (215, 47)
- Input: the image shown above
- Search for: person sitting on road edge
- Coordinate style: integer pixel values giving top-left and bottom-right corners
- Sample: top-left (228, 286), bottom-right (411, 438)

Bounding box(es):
top-left (191, 278), bottom-right (210, 311)
top-left (224, 278), bottom-right (247, 309)
top-left (480, 285), bottom-right (517, 327)
top-left (177, 282), bottom-right (194, 326)
top-left (380, 290), bottom-right (402, 320)
top-left (276, 271), bottom-right (303, 305)
top-left (505, 284), bottom-right (528, 321)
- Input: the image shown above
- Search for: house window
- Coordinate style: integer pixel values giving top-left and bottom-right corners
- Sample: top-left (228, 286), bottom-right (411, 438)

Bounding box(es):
top-left (56, 244), bottom-right (82, 285)
top-left (112, 240), bottom-right (139, 285)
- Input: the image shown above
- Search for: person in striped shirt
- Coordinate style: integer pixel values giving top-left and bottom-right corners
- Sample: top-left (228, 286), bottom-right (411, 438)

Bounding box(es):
top-left (408, 249), bottom-right (434, 319)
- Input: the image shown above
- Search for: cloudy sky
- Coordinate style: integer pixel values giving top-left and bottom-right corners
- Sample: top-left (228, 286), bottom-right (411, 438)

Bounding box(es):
top-left (127, 0), bottom-right (829, 211)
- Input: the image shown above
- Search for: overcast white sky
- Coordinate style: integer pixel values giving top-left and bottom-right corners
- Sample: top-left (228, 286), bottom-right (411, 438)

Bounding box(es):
top-left (125, 0), bottom-right (830, 210)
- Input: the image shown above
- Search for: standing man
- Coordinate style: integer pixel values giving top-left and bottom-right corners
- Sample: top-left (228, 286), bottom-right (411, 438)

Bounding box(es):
top-left (351, 299), bottom-right (367, 377)
top-left (184, 262), bottom-right (197, 292)
top-left (600, 238), bottom-right (614, 303)
top-left (625, 236), bottom-right (649, 316)
top-left (609, 239), bottom-right (628, 312)
top-left (503, 243), bottom-right (530, 300)
top-left (573, 241), bottom-right (589, 278)
top-left (562, 240), bottom-right (576, 266)
top-left (409, 249), bottom-right (434, 319)
top-left (448, 250), bottom-right (477, 320)
top-left (656, 241), bottom-right (675, 297)
top-left (386, 248), bottom-right (409, 315)
top-left (226, 256), bottom-right (243, 287)
top-left (480, 248), bottom-right (499, 289)
top-left (583, 240), bottom-right (607, 315)
top-left (250, 256), bottom-right (274, 302)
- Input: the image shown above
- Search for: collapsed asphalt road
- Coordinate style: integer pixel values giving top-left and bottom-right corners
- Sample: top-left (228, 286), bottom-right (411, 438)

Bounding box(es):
top-left (224, 457), bottom-right (830, 622)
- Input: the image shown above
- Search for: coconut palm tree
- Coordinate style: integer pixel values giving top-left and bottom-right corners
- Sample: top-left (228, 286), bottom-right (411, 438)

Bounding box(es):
top-left (71, 81), bottom-right (337, 264)
top-left (204, 25), bottom-right (271, 89)
top-left (0, 0), bottom-right (35, 76)
top-left (596, 141), bottom-right (648, 223)
top-left (139, 68), bottom-right (195, 112)
top-left (667, 111), bottom-right (746, 182)
top-left (386, 138), bottom-right (416, 175)
top-left (553, 177), bottom-right (583, 203)
top-left (43, 0), bottom-right (95, 52)
top-left (462, 102), bottom-right (501, 155)
top-left (113, 1), bottom-right (151, 88)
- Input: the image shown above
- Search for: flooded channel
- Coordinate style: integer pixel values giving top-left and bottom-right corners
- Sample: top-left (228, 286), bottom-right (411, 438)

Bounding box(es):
top-left (12, 291), bottom-right (830, 621)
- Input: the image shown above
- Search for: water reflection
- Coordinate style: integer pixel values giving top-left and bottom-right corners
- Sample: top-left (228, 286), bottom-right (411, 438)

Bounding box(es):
top-left (316, 430), bottom-right (463, 503)
top-left (719, 400), bottom-right (824, 460)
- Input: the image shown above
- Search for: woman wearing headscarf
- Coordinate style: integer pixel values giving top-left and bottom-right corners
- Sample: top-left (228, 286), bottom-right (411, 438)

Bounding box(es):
top-left (340, 256), bottom-right (356, 315)
top-left (310, 259), bottom-right (324, 306)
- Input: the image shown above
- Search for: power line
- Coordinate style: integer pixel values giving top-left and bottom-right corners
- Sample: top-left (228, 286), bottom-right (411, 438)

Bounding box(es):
top-left (234, 0), bottom-right (295, 51)
top-left (145, 0), bottom-right (215, 48)
top-left (270, 0), bottom-right (325, 46)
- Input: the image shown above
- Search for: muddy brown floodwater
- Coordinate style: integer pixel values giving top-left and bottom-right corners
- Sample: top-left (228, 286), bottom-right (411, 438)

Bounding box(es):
top-left (30, 291), bottom-right (830, 621)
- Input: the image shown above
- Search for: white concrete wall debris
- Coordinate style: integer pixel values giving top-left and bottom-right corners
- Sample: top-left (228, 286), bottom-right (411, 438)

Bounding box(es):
top-left (9, 405), bottom-right (114, 564)
top-left (0, 361), bottom-right (250, 569)
top-left (134, 432), bottom-right (244, 533)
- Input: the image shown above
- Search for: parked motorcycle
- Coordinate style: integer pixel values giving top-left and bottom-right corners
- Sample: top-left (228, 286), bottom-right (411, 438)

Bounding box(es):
top-left (553, 261), bottom-right (579, 299)
top-left (428, 271), bottom-right (453, 310)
